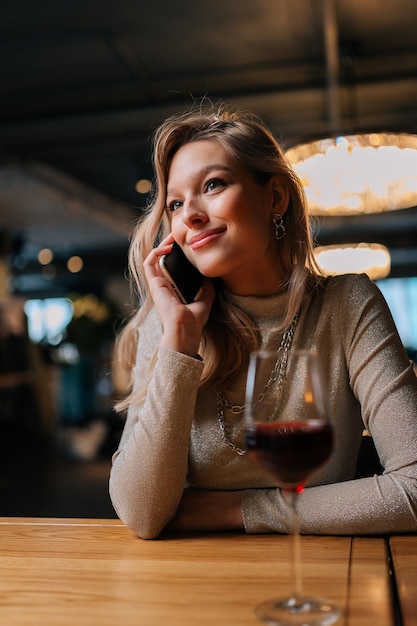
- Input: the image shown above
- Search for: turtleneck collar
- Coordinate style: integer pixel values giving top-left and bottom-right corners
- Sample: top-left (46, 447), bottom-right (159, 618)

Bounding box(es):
top-left (225, 290), bottom-right (289, 323)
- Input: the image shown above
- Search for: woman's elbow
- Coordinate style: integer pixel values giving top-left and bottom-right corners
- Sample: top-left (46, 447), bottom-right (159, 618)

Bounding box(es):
top-left (123, 512), bottom-right (166, 540)
top-left (109, 481), bottom-right (171, 540)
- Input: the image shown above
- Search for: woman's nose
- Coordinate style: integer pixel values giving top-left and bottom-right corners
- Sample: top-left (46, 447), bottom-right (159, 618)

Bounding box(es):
top-left (181, 198), bottom-right (208, 227)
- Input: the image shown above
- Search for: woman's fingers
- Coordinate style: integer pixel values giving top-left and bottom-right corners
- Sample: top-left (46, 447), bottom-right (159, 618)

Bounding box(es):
top-left (144, 241), bottom-right (172, 275)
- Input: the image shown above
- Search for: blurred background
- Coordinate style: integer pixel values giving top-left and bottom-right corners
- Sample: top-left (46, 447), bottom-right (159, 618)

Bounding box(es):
top-left (1, 0), bottom-right (417, 518)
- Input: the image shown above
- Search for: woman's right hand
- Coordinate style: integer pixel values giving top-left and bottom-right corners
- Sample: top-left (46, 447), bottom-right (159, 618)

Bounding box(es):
top-left (143, 234), bottom-right (216, 357)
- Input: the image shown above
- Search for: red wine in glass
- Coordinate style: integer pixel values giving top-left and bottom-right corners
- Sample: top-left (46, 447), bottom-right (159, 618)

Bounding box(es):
top-left (245, 420), bottom-right (333, 491)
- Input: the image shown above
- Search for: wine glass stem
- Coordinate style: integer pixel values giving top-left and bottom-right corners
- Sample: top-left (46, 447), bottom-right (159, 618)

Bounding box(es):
top-left (287, 489), bottom-right (303, 599)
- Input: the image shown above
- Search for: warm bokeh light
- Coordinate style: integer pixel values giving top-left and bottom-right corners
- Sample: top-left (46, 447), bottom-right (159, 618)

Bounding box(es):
top-left (314, 243), bottom-right (391, 280)
top-left (135, 178), bottom-right (152, 194)
top-left (67, 256), bottom-right (83, 273)
top-left (70, 293), bottom-right (110, 323)
top-left (286, 133), bottom-right (417, 215)
top-left (38, 248), bottom-right (53, 265)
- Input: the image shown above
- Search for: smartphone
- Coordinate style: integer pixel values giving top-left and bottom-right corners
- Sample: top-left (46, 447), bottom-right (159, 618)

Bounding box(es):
top-left (159, 241), bottom-right (204, 304)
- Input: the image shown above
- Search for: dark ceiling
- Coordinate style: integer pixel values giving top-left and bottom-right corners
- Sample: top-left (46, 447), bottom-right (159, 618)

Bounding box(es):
top-left (1, 0), bottom-right (417, 298)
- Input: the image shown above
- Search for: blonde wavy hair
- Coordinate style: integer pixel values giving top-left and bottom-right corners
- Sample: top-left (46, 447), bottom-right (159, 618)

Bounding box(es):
top-left (114, 102), bottom-right (321, 413)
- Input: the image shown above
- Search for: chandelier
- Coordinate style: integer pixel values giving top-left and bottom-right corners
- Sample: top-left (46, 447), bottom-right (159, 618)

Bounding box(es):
top-left (285, 0), bottom-right (417, 218)
top-left (286, 133), bottom-right (417, 216)
top-left (314, 243), bottom-right (391, 280)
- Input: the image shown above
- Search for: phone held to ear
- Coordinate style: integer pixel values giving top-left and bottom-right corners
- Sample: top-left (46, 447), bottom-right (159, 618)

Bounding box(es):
top-left (159, 241), bottom-right (204, 304)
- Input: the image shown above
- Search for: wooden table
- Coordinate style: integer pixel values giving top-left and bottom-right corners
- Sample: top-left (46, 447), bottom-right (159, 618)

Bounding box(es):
top-left (0, 517), bottom-right (409, 626)
top-left (389, 536), bottom-right (417, 626)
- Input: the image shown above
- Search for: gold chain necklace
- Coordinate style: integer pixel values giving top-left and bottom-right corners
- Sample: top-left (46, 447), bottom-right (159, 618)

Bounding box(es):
top-left (215, 312), bottom-right (299, 456)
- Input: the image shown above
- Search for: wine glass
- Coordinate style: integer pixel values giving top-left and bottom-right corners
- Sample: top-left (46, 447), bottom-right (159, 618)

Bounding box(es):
top-left (244, 348), bottom-right (341, 626)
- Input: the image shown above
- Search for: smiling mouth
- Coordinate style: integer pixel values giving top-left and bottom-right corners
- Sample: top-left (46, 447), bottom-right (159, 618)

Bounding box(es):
top-left (189, 228), bottom-right (225, 249)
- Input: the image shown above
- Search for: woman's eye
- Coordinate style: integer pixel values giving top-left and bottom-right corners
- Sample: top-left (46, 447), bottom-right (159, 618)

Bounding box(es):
top-left (167, 200), bottom-right (183, 212)
top-left (205, 178), bottom-right (226, 192)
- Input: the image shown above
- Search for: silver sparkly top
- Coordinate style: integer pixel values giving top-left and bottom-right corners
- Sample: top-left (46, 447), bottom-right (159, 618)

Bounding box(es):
top-left (110, 274), bottom-right (417, 539)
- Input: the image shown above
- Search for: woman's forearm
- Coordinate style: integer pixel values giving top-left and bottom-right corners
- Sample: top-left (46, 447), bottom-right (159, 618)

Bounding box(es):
top-left (110, 347), bottom-right (204, 539)
top-left (167, 488), bottom-right (244, 532)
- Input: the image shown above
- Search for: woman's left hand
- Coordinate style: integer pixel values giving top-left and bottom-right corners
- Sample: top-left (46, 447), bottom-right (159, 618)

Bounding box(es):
top-left (167, 487), bottom-right (244, 532)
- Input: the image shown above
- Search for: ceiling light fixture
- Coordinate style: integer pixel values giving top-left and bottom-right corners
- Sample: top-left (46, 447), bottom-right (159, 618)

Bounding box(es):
top-left (314, 243), bottom-right (391, 280)
top-left (286, 133), bottom-right (417, 215)
top-left (285, 0), bottom-right (417, 217)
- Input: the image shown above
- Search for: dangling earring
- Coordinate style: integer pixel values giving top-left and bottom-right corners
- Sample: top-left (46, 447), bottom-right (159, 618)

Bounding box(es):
top-left (272, 213), bottom-right (286, 240)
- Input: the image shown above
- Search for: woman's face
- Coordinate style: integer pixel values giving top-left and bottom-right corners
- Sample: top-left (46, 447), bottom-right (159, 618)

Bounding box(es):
top-left (165, 139), bottom-right (288, 296)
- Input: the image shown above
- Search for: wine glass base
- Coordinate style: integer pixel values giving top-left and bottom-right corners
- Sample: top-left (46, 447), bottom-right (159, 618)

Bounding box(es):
top-left (255, 594), bottom-right (341, 626)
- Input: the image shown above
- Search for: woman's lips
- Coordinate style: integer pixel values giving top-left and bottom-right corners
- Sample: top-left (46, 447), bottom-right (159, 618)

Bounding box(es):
top-left (189, 228), bottom-right (225, 249)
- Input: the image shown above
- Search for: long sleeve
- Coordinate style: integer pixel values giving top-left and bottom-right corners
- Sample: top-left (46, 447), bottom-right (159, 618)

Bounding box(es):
top-left (242, 275), bottom-right (417, 534)
top-left (109, 308), bottom-right (204, 538)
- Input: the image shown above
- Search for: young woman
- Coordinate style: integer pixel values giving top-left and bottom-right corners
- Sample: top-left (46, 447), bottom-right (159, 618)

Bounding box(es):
top-left (109, 103), bottom-right (417, 539)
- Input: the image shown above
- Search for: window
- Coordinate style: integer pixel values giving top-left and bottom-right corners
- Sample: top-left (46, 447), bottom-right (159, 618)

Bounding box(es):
top-left (24, 298), bottom-right (74, 345)
top-left (376, 277), bottom-right (417, 350)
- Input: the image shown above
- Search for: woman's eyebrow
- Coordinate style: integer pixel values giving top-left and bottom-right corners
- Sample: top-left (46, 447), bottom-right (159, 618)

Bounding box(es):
top-left (167, 163), bottom-right (232, 197)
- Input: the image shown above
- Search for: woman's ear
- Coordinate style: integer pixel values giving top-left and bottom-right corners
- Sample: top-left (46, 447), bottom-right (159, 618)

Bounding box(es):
top-left (270, 176), bottom-right (290, 216)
